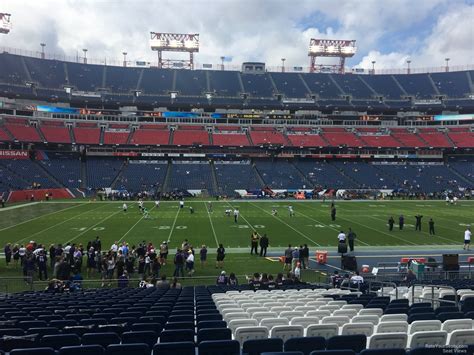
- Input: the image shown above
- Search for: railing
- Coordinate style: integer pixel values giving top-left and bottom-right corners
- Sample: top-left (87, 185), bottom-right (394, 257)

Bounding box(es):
top-left (2, 45), bottom-right (474, 74)
top-left (410, 284), bottom-right (458, 308)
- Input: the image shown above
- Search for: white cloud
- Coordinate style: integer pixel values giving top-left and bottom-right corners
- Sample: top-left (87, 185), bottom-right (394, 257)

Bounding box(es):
top-left (1, 0), bottom-right (472, 71)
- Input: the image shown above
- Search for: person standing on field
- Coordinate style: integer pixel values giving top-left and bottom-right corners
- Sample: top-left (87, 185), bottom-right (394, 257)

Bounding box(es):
top-left (463, 227), bottom-right (471, 251)
top-left (415, 215), bottom-right (423, 231)
top-left (399, 215), bottom-right (405, 230)
top-left (429, 218), bottom-right (435, 235)
top-left (250, 232), bottom-right (259, 255)
top-left (259, 234), bottom-right (269, 257)
top-left (347, 228), bottom-right (357, 252)
top-left (388, 216), bottom-right (394, 231)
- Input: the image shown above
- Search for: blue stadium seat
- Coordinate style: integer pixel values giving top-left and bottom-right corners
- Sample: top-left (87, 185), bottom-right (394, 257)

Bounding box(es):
top-left (284, 336), bottom-right (326, 354)
top-left (130, 323), bottom-right (162, 335)
top-left (196, 313), bottom-right (223, 323)
top-left (153, 341), bottom-right (195, 355)
top-left (10, 348), bottom-right (56, 355)
top-left (159, 329), bottom-right (194, 343)
top-left (62, 326), bottom-right (95, 337)
top-left (309, 351), bottom-right (356, 355)
top-left (163, 322), bottom-right (194, 331)
top-left (82, 332), bottom-right (121, 347)
top-left (436, 312), bottom-right (465, 322)
top-left (197, 320), bottom-right (227, 330)
top-left (18, 320), bottom-right (49, 330)
top-left (0, 329), bottom-right (25, 337)
top-left (242, 338), bottom-right (284, 355)
top-left (106, 343), bottom-right (150, 355)
top-left (261, 353), bottom-right (303, 355)
top-left (122, 330), bottom-right (158, 348)
top-left (408, 313), bottom-right (436, 323)
top-left (326, 335), bottom-right (366, 353)
top-left (26, 327), bottom-right (61, 337)
top-left (197, 328), bottom-right (232, 343)
top-left (409, 347), bottom-right (445, 355)
top-left (40, 334), bottom-right (81, 350)
top-left (359, 349), bottom-right (406, 355)
top-left (59, 345), bottom-right (105, 355)
top-left (198, 340), bottom-right (240, 355)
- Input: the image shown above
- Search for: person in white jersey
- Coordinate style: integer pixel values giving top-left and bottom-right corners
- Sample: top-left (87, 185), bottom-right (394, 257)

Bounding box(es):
top-left (122, 203), bottom-right (127, 212)
top-left (464, 227), bottom-right (471, 251)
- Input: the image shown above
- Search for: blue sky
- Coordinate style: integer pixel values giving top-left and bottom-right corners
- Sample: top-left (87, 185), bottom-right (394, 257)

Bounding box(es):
top-left (1, 0), bottom-right (473, 71)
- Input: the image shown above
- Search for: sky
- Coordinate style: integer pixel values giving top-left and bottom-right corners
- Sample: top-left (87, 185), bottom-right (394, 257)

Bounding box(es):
top-left (1, 0), bottom-right (473, 71)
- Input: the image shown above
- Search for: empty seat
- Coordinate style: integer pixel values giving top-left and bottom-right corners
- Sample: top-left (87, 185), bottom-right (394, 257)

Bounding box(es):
top-left (82, 332), bottom-right (121, 347)
top-left (327, 334), bottom-right (367, 353)
top-left (159, 329), bottom-right (194, 343)
top-left (253, 312), bottom-right (278, 322)
top-left (122, 330), bottom-right (157, 348)
top-left (228, 319), bottom-right (258, 332)
top-left (59, 345), bottom-right (105, 355)
top-left (441, 318), bottom-right (472, 332)
top-left (341, 322), bottom-right (374, 336)
top-left (164, 322), bottom-right (194, 330)
top-left (446, 329), bottom-right (474, 346)
top-left (408, 330), bottom-right (447, 348)
top-left (359, 309), bottom-right (383, 317)
top-left (234, 326), bottom-right (269, 345)
top-left (197, 328), bottom-right (232, 343)
top-left (407, 313), bottom-right (436, 323)
top-left (284, 336), bottom-right (326, 355)
top-left (380, 314), bottom-right (408, 323)
top-left (306, 324), bottom-right (339, 339)
top-left (309, 350), bottom-right (356, 355)
top-left (9, 349), bottom-right (56, 355)
top-left (153, 341), bottom-right (195, 355)
top-left (197, 320), bottom-right (227, 330)
top-left (198, 339), bottom-right (240, 355)
top-left (359, 350), bottom-right (406, 355)
top-left (368, 333), bottom-right (408, 349)
top-left (290, 317), bottom-right (320, 328)
top-left (436, 311), bottom-right (465, 322)
top-left (260, 318), bottom-right (289, 330)
top-left (321, 316), bottom-right (350, 327)
top-left (40, 334), bottom-right (81, 350)
top-left (408, 320), bottom-right (441, 334)
top-left (106, 343), bottom-right (149, 355)
top-left (26, 327), bottom-right (61, 337)
top-left (376, 321), bottom-right (408, 334)
top-left (242, 338), bottom-right (283, 355)
top-left (270, 325), bottom-right (304, 343)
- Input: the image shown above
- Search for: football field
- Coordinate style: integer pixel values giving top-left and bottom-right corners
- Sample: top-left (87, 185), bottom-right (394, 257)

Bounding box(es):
top-left (1, 200), bottom-right (473, 252)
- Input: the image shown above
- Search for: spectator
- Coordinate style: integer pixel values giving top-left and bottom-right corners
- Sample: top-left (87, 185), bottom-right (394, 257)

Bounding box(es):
top-left (186, 250), bottom-right (195, 276)
top-left (216, 244), bottom-right (226, 269)
top-left (284, 245), bottom-right (293, 271)
top-left (86, 247), bottom-right (96, 278)
top-left (248, 272), bottom-right (262, 290)
top-left (173, 248), bottom-right (185, 277)
top-left (275, 273), bottom-right (284, 287)
top-left (48, 244), bottom-right (56, 269)
top-left (117, 271), bottom-right (129, 288)
top-left (170, 277), bottom-right (182, 289)
top-left (291, 247), bottom-right (300, 272)
top-left (200, 245), bottom-right (208, 267)
top-left (216, 271), bottom-right (228, 285)
top-left (228, 272), bottom-right (238, 286)
top-left (302, 244), bottom-right (309, 269)
top-left (267, 275), bottom-right (276, 289)
top-left (350, 271), bottom-right (364, 286)
top-left (36, 250), bottom-right (48, 281)
top-left (4, 243), bottom-right (11, 266)
top-left (12, 244), bottom-right (19, 266)
top-left (331, 270), bottom-right (343, 288)
top-left (156, 275), bottom-right (169, 289)
top-left (403, 269), bottom-right (417, 285)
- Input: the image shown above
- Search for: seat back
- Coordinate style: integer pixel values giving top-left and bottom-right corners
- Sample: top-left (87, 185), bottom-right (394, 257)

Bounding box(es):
top-left (376, 321), bottom-right (408, 334)
top-left (368, 333), bottom-right (407, 349)
top-left (290, 317), bottom-right (320, 328)
top-left (327, 334), bottom-right (367, 353)
top-left (447, 329), bottom-right (474, 346)
top-left (408, 330), bottom-right (447, 348)
top-left (306, 324), bottom-right (339, 339)
top-left (284, 336), bottom-right (326, 355)
top-left (197, 328), bottom-right (232, 343)
top-left (321, 316), bottom-right (350, 327)
top-left (260, 318), bottom-right (289, 330)
top-left (40, 334), bottom-right (81, 350)
top-left (234, 326), bottom-right (269, 345)
top-left (408, 320), bottom-right (441, 334)
top-left (59, 344), bottom-right (105, 355)
top-left (105, 343), bottom-right (149, 355)
top-left (351, 315), bottom-right (379, 325)
top-left (198, 339), bottom-right (240, 355)
top-left (269, 325), bottom-right (304, 343)
top-left (242, 338), bottom-right (283, 355)
top-left (341, 322), bottom-right (374, 336)
top-left (228, 319), bottom-right (258, 332)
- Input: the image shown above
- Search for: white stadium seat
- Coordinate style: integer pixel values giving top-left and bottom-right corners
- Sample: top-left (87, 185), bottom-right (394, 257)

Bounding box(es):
top-left (224, 312), bottom-right (249, 323)
top-left (352, 315), bottom-right (379, 325)
top-left (368, 332), bottom-right (408, 349)
top-left (341, 322), bottom-right (374, 337)
top-left (321, 316), bottom-right (351, 327)
top-left (409, 320), bottom-right (441, 334)
top-left (408, 330), bottom-right (447, 348)
top-left (290, 316), bottom-right (320, 328)
top-left (306, 323), bottom-right (339, 339)
top-left (259, 317), bottom-right (289, 330)
top-left (234, 326), bottom-right (269, 345)
top-left (447, 329), bottom-right (474, 346)
top-left (252, 311), bottom-right (278, 323)
top-left (228, 318), bottom-right (258, 332)
top-left (359, 308), bottom-right (384, 317)
top-left (270, 325), bottom-right (304, 342)
top-left (376, 321), bottom-right (408, 334)
top-left (441, 319), bottom-right (473, 333)
top-left (380, 314), bottom-right (408, 323)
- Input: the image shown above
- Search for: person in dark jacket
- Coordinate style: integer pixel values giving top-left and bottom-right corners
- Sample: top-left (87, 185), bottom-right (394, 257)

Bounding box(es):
top-left (4, 244), bottom-right (12, 266)
top-left (259, 234), bottom-right (269, 257)
top-left (347, 228), bottom-right (357, 252)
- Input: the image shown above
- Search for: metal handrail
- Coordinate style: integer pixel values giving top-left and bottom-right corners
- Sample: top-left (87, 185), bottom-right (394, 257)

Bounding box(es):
top-left (410, 283), bottom-right (458, 308)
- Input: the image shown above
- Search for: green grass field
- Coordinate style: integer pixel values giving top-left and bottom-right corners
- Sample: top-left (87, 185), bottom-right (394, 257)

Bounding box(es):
top-left (0, 199), bottom-right (472, 291)
top-left (1, 199), bottom-right (473, 250)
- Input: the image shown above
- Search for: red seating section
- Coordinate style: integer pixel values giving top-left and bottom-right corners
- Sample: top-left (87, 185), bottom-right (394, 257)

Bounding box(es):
top-left (4, 122), bottom-right (42, 142)
top-left (0, 127), bottom-right (11, 141)
top-left (40, 122), bottom-right (71, 143)
top-left (103, 131), bottom-right (130, 145)
top-left (359, 134), bottom-right (401, 148)
top-left (73, 127), bottom-right (100, 144)
top-left (173, 129), bottom-right (209, 145)
top-left (250, 130), bottom-right (287, 145)
top-left (213, 133), bottom-right (250, 146)
top-left (391, 130), bottom-right (427, 148)
top-left (322, 131), bottom-right (364, 147)
top-left (417, 129), bottom-right (452, 148)
top-left (448, 131), bottom-right (474, 148)
top-left (130, 128), bottom-right (170, 145)
top-left (287, 134), bottom-right (327, 147)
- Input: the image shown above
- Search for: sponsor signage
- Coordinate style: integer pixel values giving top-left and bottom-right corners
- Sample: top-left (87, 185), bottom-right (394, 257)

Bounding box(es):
top-left (0, 150), bottom-right (29, 159)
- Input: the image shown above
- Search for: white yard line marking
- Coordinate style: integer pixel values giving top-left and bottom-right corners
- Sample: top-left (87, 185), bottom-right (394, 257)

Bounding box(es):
top-left (250, 202), bottom-right (321, 246)
top-left (118, 203), bottom-right (153, 243)
top-left (167, 207), bottom-right (181, 243)
top-left (15, 203), bottom-right (107, 245)
top-left (225, 201), bottom-right (257, 233)
top-left (0, 202), bottom-right (39, 211)
top-left (65, 209), bottom-right (122, 244)
top-left (204, 202), bottom-right (220, 248)
top-left (0, 203), bottom-right (84, 232)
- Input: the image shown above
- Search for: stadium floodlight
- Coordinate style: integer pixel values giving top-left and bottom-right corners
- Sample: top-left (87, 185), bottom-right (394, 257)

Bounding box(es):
top-left (308, 38), bottom-right (356, 73)
top-left (0, 13), bottom-right (11, 34)
top-left (150, 32), bottom-right (200, 69)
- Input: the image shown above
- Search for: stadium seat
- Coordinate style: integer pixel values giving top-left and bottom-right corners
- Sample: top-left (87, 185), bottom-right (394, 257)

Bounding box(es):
top-left (359, 350), bottom-right (406, 355)
top-left (234, 326), bottom-right (269, 345)
top-left (326, 335), bottom-right (366, 353)
top-left (152, 341), bottom-right (195, 355)
top-left (446, 329), bottom-right (474, 345)
top-left (309, 351), bottom-right (356, 355)
top-left (368, 333), bottom-right (407, 349)
top-left (198, 339), bottom-right (240, 355)
top-left (197, 320), bottom-right (227, 330)
top-left (121, 330), bottom-right (158, 348)
top-left (270, 325), bottom-right (304, 343)
top-left (408, 320), bottom-right (441, 334)
top-left (59, 345), bottom-right (105, 355)
top-left (306, 324), bottom-right (339, 339)
top-left (9, 348), bottom-right (56, 355)
top-left (408, 347), bottom-right (445, 355)
top-left (284, 336), bottom-right (326, 355)
top-left (106, 343), bottom-right (149, 355)
top-left (376, 321), bottom-right (408, 334)
top-left (159, 329), bottom-right (194, 343)
top-left (82, 332), bottom-right (121, 347)
top-left (40, 334), bottom-right (81, 350)
top-left (197, 328), bottom-right (232, 343)
top-left (407, 330), bottom-right (447, 348)
top-left (341, 322), bottom-right (374, 336)
top-left (242, 338), bottom-right (284, 355)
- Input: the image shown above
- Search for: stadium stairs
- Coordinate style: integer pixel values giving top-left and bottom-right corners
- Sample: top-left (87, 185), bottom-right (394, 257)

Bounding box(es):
top-left (252, 161), bottom-right (267, 187)
top-left (446, 164), bottom-right (473, 186)
top-left (35, 125), bottom-right (47, 143)
top-left (161, 162), bottom-right (173, 192)
top-left (245, 130), bottom-right (254, 146)
top-left (391, 75), bottom-right (409, 96)
top-left (110, 161), bottom-right (127, 189)
top-left (427, 73), bottom-right (441, 96)
top-left (35, 160), bottom-right (66, 189)
top-left (168, 130), bottom-right (174, 145)
top-left (209, 161), bottom-right (219, 194)
top-left (290, 161), bottom-right (315, 188)
top-left (68, 126), bottom-right (76, 144)
top-left (99, 127), bottom-right (105, 145)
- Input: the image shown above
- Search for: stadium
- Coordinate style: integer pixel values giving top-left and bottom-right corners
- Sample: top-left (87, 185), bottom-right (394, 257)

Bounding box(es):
top-left (0, 1), bottom-right (473, 354)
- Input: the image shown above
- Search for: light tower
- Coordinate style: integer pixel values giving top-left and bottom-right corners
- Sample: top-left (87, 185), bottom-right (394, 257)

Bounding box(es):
top-left (406, 59), bottom-right (411, 74)
top-left (281, 58), bottom-right (286, 72)
top-left (371, 60), bottom-right (376, 75)
top-left (40, 43), bottom-right (46, 59)
top-left (308, 39), bottom-right (356, 74)
top-left (150, 32), bottom-right (199, 69)
top-left (0, 13), bottom-right (11, 34)
top-left (123, 52), bottom-right (127, 67)
top-left (220, 56), bottom-right (225, 71)
top-left (445, 57), bottom-right (450, 72)
top-left (82, 49), bottom-right (88, 64)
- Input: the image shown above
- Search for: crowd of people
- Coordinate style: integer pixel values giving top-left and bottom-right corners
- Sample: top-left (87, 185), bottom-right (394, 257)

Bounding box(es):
top-left (216, 270), bottom-right (305, 290)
